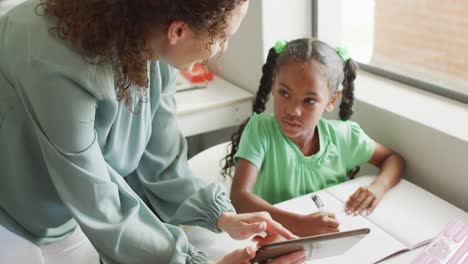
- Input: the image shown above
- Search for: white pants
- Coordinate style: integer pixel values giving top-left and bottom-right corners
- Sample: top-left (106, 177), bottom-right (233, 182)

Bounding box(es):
top-left (0, 225), bottom-right (100, 264)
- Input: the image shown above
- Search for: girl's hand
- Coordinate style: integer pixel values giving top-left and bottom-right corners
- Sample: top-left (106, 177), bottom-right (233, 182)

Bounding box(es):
top-left (209, 246), bottom-right (306, 264)
top-left (293, 212), bottom-right (340, 237)
top-left (217, 211), bottom-right (297, 241)
top-left (345, 184), bottom-right (385, 216)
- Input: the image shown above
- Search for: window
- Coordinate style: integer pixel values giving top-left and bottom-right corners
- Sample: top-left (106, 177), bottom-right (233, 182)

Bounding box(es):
top-left (313, 0), bottom-right (468, 104)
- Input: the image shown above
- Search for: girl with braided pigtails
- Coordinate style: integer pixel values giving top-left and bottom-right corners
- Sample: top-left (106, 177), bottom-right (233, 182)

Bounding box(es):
top-left (223, 38), bottom-right (405, 238)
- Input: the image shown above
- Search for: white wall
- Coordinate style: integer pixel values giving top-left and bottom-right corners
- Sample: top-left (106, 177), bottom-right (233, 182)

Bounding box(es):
top-left (212, 0), bottom-right (312, 94)
top-left (261, 0), bottom-right (312, 60)
top-left (210, 0), bottom-right (265, 94)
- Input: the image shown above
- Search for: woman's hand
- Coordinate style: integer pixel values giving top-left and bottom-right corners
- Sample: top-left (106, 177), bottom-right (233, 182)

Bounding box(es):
top-left (292, 212), bottom-right (340, 237)
top-left (263, 250), bottom-right (306, 264)
top-left (209, 246), bottom-right (306, 264)
top-left (217, 211), bottom-right (297, 241)
top-left (208, 246), bottom-right (256, 264)
top-left (345, 184), bottom-right (385, 216)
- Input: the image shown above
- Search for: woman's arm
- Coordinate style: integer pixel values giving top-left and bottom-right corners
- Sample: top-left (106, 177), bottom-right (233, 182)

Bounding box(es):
top-left (345, 142), bottom-right (405, 215)
top-left (135, 62), bottom-right (235, 232)
top-left (231, 159), bottom-right (340, 237)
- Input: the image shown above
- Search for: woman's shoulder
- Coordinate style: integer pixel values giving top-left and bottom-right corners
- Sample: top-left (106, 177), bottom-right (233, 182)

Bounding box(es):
top-left (1, 1), bottom-right (82, 64)
top-left (1, 1), bottom-right (104, 96)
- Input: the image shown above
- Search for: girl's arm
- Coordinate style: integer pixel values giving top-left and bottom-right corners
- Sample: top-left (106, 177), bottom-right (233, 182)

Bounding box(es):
top-left (231, 159), bottom-right (340, 237)
top-left (345, 142), bottom-right (405, 215)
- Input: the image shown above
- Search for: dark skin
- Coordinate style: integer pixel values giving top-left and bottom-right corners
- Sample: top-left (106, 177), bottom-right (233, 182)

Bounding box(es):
top-left (230, 61), bottom-right (405, 237)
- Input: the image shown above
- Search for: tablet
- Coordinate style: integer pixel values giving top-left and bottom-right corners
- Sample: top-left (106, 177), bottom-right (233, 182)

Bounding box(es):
top-left (251, 228), bottom-right (370, 263)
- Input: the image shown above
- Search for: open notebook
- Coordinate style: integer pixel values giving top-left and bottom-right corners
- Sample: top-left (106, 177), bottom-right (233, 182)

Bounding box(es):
top-left (275, 176), bottom-right (468, 264)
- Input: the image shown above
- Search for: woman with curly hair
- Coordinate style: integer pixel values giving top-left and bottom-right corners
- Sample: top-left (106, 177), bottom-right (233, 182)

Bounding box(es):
top-left (0, 1), bottom-right (305, 263)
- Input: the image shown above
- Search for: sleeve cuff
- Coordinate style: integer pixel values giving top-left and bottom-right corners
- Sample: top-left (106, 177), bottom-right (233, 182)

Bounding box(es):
top-left (187, 244), bottom-right (209, 264)
top-left (203, 183), bottom-right (236, 233)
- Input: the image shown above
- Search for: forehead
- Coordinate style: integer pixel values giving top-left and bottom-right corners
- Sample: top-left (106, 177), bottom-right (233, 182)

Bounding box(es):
top-left (275, 60), bottom-right (328, 93)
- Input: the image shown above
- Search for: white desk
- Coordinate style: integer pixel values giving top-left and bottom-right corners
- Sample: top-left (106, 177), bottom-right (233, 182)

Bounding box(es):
top-left (175, 76), bottom-right (254, 137)
top-left (184, 177), bottom-right (467, 263)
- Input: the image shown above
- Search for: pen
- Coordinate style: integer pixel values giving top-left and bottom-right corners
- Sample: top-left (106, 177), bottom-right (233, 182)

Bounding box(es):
top-left (311, 194), bottom-right (328, 217)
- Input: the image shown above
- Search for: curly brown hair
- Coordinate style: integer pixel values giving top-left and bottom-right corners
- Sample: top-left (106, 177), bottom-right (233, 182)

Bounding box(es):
top-left (37, 0), bottom-right (247, 104)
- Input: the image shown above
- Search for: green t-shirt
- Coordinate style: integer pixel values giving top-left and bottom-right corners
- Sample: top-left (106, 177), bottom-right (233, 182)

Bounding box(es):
top-left (234, 113), bottom-right (376, 204)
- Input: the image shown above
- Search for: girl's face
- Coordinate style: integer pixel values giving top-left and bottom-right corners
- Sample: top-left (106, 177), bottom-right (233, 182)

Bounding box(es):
top-left (273, 60), bottom-right (338, 144)
top-left (155, 1), bottom-right (249, 71)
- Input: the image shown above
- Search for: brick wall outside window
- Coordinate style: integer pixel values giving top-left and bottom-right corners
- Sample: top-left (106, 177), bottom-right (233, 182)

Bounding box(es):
top-left (373, 0), bottom-right (468, 92)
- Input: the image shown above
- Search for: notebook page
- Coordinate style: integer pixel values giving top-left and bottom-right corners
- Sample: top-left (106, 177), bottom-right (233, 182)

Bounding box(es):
top-left (275, 190), bottom-right (407, 263)
top-left (326, 176), bottom-right (468, 249)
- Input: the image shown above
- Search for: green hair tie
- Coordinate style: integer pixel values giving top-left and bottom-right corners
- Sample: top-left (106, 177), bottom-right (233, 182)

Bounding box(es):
top-left (274, 40), bottom-right (288, 54)
top-left (336, 47), bottom-right (350, 61)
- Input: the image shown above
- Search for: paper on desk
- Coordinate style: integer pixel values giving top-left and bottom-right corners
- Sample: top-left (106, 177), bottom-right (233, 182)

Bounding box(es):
top-left (326, 176), bottom-right (468, 249)
top-left (276, 191), bottom-right (407, 263)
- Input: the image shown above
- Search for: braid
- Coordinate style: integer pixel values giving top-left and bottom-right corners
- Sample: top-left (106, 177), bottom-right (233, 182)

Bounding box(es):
top-left (339, 58), bottom-right (360, 179)
top-left (221, 47), bottom-right (279, 178)
top-left (220, 119), bottom-right (249, 179)
top-left (339, 58), bottom-right (358, 121)
top-left (253, 48), bottom-right (279, 113)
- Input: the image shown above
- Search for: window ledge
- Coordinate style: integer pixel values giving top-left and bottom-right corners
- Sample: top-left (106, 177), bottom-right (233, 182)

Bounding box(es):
top-left (355, 71), bottom-right (468, 143)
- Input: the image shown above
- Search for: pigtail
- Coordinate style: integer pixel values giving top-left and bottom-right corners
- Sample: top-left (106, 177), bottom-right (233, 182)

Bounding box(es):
top-left (221, 47), bottom-right (279, 178)
top-left (252, 48), bottom-right (279, 113)
top-left (338, 58), bottom-right (360, 179)
top-left (338, 58), bottom-right (358, 121)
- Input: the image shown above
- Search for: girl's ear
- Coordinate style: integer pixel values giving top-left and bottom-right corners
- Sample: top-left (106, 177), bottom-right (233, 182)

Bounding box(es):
top-left (326, 91), bottom-right (342, 112)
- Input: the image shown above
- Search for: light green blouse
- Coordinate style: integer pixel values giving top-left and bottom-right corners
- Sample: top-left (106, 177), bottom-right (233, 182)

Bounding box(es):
top-left (0, 1), bottom-right (233, 263)
top-left (235, 113), bottom-right (376, 205)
